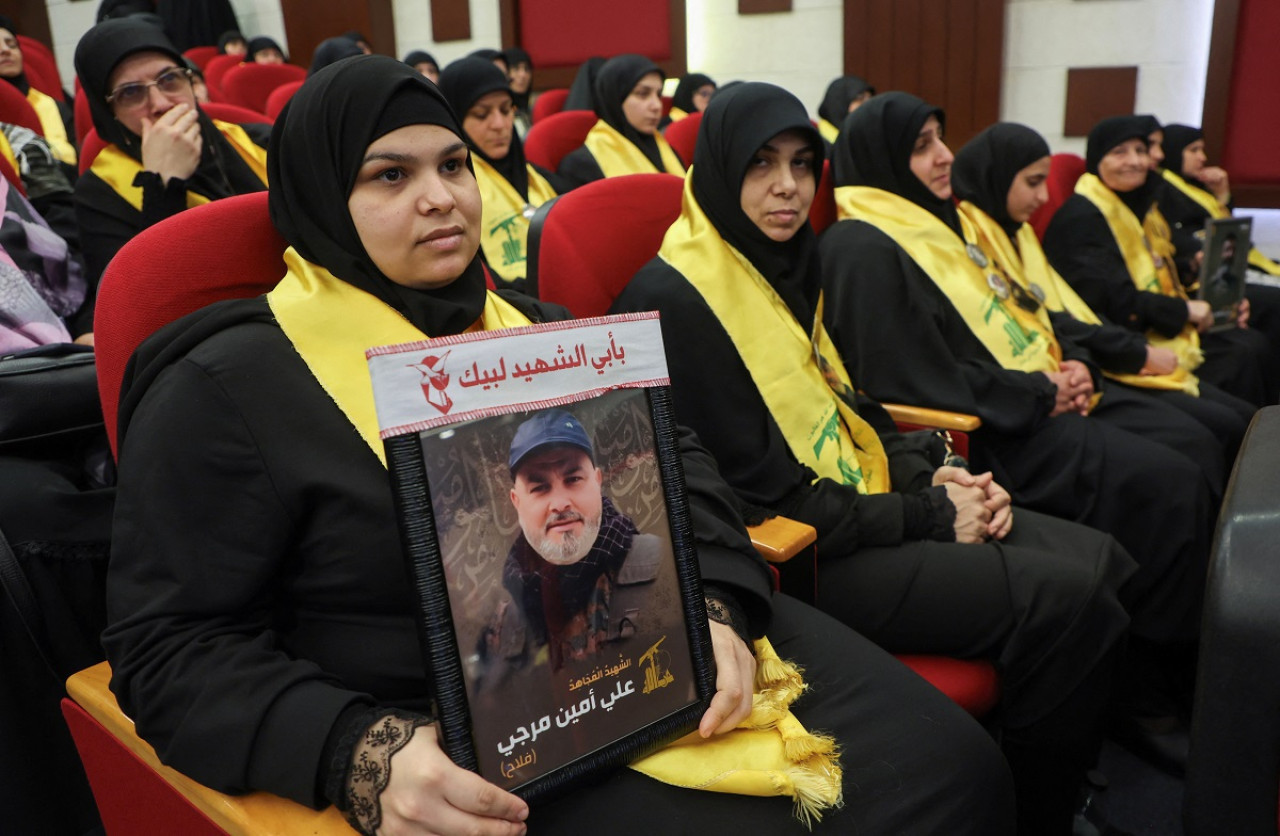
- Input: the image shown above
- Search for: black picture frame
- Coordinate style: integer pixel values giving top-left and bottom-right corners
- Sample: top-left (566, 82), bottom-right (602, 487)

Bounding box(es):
top-left (382, 363), bottom-right (714, 803)
top-left (1197, 216), bottom-right (1252, 332)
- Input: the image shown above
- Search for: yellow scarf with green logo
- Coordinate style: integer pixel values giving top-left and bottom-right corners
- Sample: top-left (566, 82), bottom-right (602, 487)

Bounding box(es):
top-left (1161, 168), bottom-right (1280, 276)
top-left (958, 200), bottom-right (1199, 395)
top-left (26, 87), bottom-right (75, 166)
top-left (473, 156), bottom-right (557, 284)
top-left (816, 118), bottom-right (840, 145)
top-left (89, 119), bottom-right (268, 212)
top-left (266, 246), bottom-right (844, 824)
top-left (1075, 173), bottom-right (1203, 376)
top-left (584, 119), bottom-right (685, 179)
top-left (664, 173), bottom-right (889, 494)
top-left (836, 186), bottom-right (1061, 375)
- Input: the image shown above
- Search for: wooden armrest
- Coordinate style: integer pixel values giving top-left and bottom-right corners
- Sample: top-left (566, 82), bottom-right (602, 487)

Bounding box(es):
top-left (880, 402), bottom-right (981, 433)
top-left (747, 516), bottom-right (817, 564)
top-left (67, 662), bottom-right (351, 835)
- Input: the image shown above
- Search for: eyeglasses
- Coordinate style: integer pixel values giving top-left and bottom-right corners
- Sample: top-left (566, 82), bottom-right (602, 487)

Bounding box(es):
top-left (106, 67), bottom-right (193, 109)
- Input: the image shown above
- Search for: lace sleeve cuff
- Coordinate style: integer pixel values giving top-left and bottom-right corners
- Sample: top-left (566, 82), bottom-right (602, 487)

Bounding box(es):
top-left (331, 709), bottom-right (431, 836)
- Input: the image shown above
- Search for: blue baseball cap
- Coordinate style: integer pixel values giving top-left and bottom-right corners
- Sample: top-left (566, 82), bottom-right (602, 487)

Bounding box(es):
top-left (508, 409), bottom-right (595, 476)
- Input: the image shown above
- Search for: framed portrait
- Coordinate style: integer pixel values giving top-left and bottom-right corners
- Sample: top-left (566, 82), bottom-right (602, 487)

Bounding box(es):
top-left (1197, 216), bottom-right (1252, 331)
top-left (367, 313), bottom-right (715, 802)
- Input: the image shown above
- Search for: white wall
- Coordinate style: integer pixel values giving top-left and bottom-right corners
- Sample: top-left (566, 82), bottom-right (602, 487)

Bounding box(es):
top-left (1001, 0), bottom-right (1215, 156)
top-left (392, 0), bottom-right (502, 65)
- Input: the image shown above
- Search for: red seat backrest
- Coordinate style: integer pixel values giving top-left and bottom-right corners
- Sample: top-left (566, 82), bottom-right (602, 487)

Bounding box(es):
top-left (523, 109), bottom-right (598, 172)
top-left (531, 87), bottom-right (570, 123)
top-left (79, 129), bottom-right (107, 174)
top-left (662, 111), bottom-right (701, 168)
top-left (183, 45), bottom-right (220, 70)
top-left (202, 53), bottom-right (244, 99)
top-left (0, 79), bottom-right (45, 135)
top-left (810, 159), bottom-right (838, 236)
top-left (1030, 152), bottom-right (1086, 240)
top-left (530, 172), bottom-right (683, 317)
top-left (95, 192), bottom-right (287, 457)
top-left (17, 35), bottom-right (64, 100)
top-left (264, 79), bottom-right (303, 120)
top-left (0, 152), bottom-right (25, 195)
top-left (74, 80), bottom-right (91, 144)
top-left (219, 62), bottom-right (306, 114)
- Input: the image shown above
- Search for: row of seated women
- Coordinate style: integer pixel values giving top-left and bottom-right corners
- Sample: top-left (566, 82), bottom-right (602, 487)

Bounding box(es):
top-left (19, 17), bottom-right (1274, 834)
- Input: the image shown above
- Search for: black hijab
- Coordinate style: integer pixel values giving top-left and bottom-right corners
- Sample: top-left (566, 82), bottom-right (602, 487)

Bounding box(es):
top-left (952, 122), bottom-right (1051, 238)
top-left (564, 56), bottom-right (604, 111)
top-left (1162, 123), bottom-right (1203, 181)
top-left (247, 36), bottom-right (285, 63)
top-left (96, 0), bottom-right (155, 24)
top-left (835, 90), bottom-right (959, 234)
top-left (309, 36), bottom-right (363, 77)
top-left (671, 73), bottom-right (714, 114)
top-left (269, 54), bottom-right (487, 336)
top-left (593, 54), bottom-right (666, 171)
top-left (502, 46), bottom-right (533, 111)
top-left (403, 50), bottom-right (438, 72)
top-left (817, 75), bottom-right (874, 125)
top-left (1086, 114), bottom-right (1157, 218)
top-left (75, 17), bottom-right (266, 199)
top-left (693, 81), bottom-right (825, 326)
top-left (217, 30), bottom-right (244, 53)
top-left (467, 48), bottom-right (505, 69)
top-left (439, 57), bottom-right (531, 198)
top-left (0, 16), bottom-right (30, 95)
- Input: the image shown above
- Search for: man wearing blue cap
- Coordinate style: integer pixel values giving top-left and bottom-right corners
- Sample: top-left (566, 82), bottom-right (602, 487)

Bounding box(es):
top-left (503, 408), bottom-right (660, 670)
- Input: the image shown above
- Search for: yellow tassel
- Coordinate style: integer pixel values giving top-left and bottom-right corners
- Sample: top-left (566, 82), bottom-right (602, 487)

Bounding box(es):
top-left (787, 761), bottom-right (846, 830)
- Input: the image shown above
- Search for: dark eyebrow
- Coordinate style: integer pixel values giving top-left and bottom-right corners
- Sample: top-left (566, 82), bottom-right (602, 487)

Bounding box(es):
top-left (360, 140), bottom-right (468, 167)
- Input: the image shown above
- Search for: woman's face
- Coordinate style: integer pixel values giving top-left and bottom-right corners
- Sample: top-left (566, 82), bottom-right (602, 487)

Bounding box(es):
top-left (691, 83), bottom-right (715, 112)
top-left (1005, 155), bottom-right (1051, 224)
top-left (1098, 138), bottom-right (1149, 193)
top-left (224, 39), bottom-right (247, 57)
top-left (1182, 139), bottom-right (1208, 179)
top-left (1146, 129), bottom-right (1165, 170)
top-left (508, 61), bottom-right (532, 95)
top-left (847, 90), bottom-right (872, 114)
top-left (348, 123), bottom-right (482, 290)
top-left (254, 48), bottom-right (284, 65)
top-left (909, 115), bottom-right (955, 200)
top-left (463, 90), bottom-right (515, 160)
top-left (414, 62), bottom-right (439, 84)
top-left (107, 51), bottom-right (198, 137)
top-left (739, 129), bottom-right (817, 243)
top-left (622, 71), bottom-right (664, 135)
top-left (0, 28), bottom-right (22, 80)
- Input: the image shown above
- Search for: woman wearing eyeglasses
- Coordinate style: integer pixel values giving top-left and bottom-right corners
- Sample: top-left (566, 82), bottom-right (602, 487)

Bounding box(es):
top-left (72, 18), bottom-right (268, 337)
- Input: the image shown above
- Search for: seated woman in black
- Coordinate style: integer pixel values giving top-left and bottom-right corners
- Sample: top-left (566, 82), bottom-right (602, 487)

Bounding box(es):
top-left (102, 55), bottom-right (1018, 836)
top-left (439, 57), bottom-right (558, 292)
top-left (502, 46), bottom-right (534, 138)
top-left (950, 121), bottom-right (1252, 487)
top-left (612, 80), bottom-right (1135, 835)
top-left (0, 16), bottom-right (76, 168)
top-left (557, 54), bottom-right (684, 190)
top-left (661, 72), bottom-right (715, 128)
top-left (72, 18), bottom-right (267, 334)
top-left (1043, 116), bottom-right (1275, 406)
top-left (815, 74), bottom-right (874, 145)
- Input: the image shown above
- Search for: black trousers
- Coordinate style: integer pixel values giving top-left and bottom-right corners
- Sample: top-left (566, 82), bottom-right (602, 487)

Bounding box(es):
top-left (532, 595), bottom-right (1017, 835)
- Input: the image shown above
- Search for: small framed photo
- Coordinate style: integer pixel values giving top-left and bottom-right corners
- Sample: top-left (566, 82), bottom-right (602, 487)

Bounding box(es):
top-left (1198, 216), bottom-right (1252, 331)
top-left (367, 314), bottom-right (715, 802)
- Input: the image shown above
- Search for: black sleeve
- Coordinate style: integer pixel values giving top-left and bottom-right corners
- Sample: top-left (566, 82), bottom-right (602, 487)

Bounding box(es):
top-left (240, 121), bottom-right (273, 148)
top-left (556, 146), bottom-right (604, 191)
top-left (531, 161), bottom-right (571, 196)
top-left (1049, 311), bottom-right (1148, 375)
top-left (819, 220), bottom-right (1057, 437)
top-left (1042, 197), bottom-right (1189, 338)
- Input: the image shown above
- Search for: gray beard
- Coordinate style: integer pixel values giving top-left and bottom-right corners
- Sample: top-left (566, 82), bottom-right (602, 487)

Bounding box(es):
top-left (533, 513), bottom-right (602, 566)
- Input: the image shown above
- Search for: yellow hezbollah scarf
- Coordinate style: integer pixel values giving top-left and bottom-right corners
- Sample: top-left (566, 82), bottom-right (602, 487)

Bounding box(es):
top-left (0, 132), bottom-right (17, 181)
top-left (89, 119), bottom-right (268, 212)
top-left (26, 87), bottom-right (76, 166)
top-left (666, 106), bottom-right (689, 122)
top-left (266, 248), bottom-right (843, 825)
top-left (583, 119), bottom-right (685, 179)
top-left (473, 155), bottom-right (557, 283)
top-left (836, 185), bottom-right (1061, 375)
top-left (817, 118), bottom-right (840, 145)
top-left (1075, 173), bottom-right (1203, 376)
top-left (958, 200), bottom-right (1198, 395)
top-left (1162, 168), bottom-right (1280, 276)
top-left (664, 172), bottom-right (890, 495)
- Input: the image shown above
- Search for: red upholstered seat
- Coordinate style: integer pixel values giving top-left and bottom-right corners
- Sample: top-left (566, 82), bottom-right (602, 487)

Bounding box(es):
top-left (17, 35), bottom-right (64, 100)
top-left (219, 62), bottom-right (306, 114)
top-left (523, 109), bottom-right (598, 171)
top-left (182, 45), bottom-right (220, 70)
top-left (78, 129), bottom-right (106, 175)
top-left (531, 87), bottom-right (571, 123)
top-left (810, 159), bottom-right (838, 236)
top-left (527, 171), bottom-right (997, 716)
top-left (1030, 152), bottom-right (1086, 240)
top-left (0, 79), bottom-right (44, 135)
top-left (0, 151), bottom-right (25, 195)
top-left (73, 80), bottom-right (91, 145)
top-left (662, 110), bottom-right (701, 168)
top-left (202, 53), bottom-right (244, 101)
top-left (264, 79), bottom-right (303, 120)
